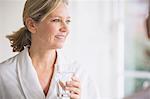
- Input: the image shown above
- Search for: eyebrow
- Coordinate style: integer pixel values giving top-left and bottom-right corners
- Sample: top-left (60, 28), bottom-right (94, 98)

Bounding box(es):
top-left (48, 15), bottom-right (71, 19)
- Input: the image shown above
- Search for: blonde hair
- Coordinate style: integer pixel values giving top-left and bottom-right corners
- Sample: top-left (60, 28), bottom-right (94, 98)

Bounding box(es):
top-left (7, 0), bottom-right (68, 52)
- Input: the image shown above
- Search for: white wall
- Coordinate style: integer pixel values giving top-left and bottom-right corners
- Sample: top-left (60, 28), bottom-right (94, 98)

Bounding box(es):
top-left (0, 0), bottom-right (122, 99)
top-left (0, 0), bottom-right (25, 61)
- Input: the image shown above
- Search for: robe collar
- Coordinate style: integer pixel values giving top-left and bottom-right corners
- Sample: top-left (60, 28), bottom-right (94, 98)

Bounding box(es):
top-left (16, 48), bottom-right (67, 99)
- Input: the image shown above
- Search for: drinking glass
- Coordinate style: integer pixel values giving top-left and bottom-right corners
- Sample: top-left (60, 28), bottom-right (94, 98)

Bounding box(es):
top-left (56, 72), bottom-right (74, 99)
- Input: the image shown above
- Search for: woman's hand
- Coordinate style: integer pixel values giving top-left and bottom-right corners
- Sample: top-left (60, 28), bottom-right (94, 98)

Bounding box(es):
top-left (65, 76), bottom-right (81, 99)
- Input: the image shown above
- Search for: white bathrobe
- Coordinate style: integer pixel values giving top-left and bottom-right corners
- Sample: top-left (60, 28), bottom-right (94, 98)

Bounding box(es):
top-left (0, 48), bottom-right (100, 99)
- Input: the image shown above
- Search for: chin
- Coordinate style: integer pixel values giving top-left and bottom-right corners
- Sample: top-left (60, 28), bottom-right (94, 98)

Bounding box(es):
top-left (55, 43), bottom-right (64, 49)
top-left (56, 46), bottom-right (63, 49)
top-left (49, 42), bottom-right (65, 49)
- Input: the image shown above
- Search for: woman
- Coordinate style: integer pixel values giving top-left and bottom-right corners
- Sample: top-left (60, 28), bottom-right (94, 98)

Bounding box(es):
top-left (0, 0), bottom-right (100, 99)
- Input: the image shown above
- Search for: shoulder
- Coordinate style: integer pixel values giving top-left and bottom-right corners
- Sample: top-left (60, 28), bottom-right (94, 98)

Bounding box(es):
top-left (56, 49), bottom-right (95, 79)
top-left (57, 49), bottom-right (88, 74)
top-left (73, 61), bottom-right (101, 99)
top-left (57, 50), bottom-right (84, 74)
top-left (0, 49), bottom-right (26, 71)
top-left (57, 50), bottom-right (101, 98)
top-left (0, 53), bottom-right (19, 75)
top-left (0, 55), bottom-right (17, 67)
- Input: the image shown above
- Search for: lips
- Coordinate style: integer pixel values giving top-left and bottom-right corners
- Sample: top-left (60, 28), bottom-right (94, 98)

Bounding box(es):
top-left (55, 35), bottom-right (66, 39)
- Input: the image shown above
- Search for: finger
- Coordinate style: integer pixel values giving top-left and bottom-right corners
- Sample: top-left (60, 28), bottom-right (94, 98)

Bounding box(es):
top-left (65, 87), bottom-right (80, 95)
top-left (59, 81), bottom-right (66, 90)
top-left (70, 93), bottom-right (80, 99)
top-left (66, 81), bottom-right (80, 88)
top-left (72, 76), bottom-right (80, 82)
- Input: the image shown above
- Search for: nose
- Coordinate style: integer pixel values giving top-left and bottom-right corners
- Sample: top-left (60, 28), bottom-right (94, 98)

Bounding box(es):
top-left (59, 21), bottom-right (69, 33)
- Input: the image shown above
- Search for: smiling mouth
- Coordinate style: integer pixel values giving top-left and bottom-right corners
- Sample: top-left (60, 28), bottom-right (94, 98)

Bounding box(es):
top-left (55, 35), bottom-right (66, 39)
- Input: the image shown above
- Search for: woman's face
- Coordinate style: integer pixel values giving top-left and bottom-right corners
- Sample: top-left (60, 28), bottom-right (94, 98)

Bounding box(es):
top-left (33, 3), bottom-right (70, 49)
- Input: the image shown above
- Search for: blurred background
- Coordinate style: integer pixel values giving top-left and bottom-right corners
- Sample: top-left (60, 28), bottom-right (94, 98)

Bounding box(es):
top-left (124, 0), bottom-right (150, 97)
top-left (1, 0), bottom-right (149, 99)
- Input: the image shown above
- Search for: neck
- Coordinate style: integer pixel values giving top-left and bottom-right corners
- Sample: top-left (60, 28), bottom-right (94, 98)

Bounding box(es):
top-left (29, 46), bottom-right (57, 69)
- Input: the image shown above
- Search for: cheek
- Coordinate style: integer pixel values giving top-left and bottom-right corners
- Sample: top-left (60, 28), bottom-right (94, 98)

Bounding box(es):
top-left (36, 23), bottom-right (61, 41)
top-left (39, 25), bottom-right (57, 36)
top-left (46, 24), bottom-right (60, 34)
top-left (44, 26), bottom-right (60, 41)
top-left (48, 27), bottom-right (58, 34)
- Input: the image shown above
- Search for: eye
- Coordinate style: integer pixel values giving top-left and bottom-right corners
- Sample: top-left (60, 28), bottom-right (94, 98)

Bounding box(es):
top-left (66, 19), bottom-right (71, 24)
top-left (51, 19), bottom-right (61, 22)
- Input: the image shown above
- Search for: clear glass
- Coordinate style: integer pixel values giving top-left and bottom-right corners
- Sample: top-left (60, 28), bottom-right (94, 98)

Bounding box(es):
top-left (56, 72), bottom-right (74, 99)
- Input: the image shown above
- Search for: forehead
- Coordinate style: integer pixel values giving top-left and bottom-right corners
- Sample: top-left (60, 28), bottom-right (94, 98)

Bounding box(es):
top-left (48, 3), bottom-right (70, 18)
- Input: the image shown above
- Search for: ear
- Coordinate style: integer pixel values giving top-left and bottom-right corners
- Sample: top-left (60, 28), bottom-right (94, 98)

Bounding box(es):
top-left (25, 18), bottom-right (37, 34)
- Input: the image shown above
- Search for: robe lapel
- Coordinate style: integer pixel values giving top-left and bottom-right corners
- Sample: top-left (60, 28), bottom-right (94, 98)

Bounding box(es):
top-left (46, 50), bottom-right (67, 99)
top-left (45, 64), bottom-right (58, 99)
top-left (16, 48), bottom-right (69, 99)
top-left (17, 48), bottom-right (45, 99)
